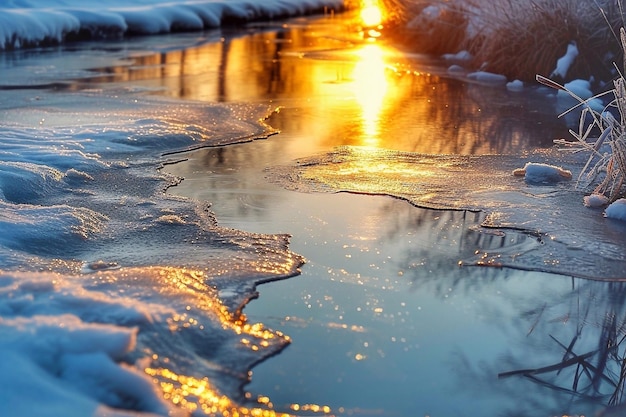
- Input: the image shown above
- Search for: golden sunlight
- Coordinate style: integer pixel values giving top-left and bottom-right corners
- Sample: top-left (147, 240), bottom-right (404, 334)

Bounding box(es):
top-left (145, 367), bottom-right (334, 416)
top-left (351, 43), bottom-right (389, 147)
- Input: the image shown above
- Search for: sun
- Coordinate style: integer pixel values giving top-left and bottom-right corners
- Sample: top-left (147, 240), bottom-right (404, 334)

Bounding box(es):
top-left (360, 0), bottom-right (383, 27)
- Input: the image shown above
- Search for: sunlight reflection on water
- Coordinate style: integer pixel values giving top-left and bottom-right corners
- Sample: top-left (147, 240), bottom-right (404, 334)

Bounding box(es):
top-left (70, 9), bottom-right (626, 417)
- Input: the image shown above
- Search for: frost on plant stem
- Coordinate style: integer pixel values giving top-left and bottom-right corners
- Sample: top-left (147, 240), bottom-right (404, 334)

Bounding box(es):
top-left (537, 27), bottom-right (626, 205)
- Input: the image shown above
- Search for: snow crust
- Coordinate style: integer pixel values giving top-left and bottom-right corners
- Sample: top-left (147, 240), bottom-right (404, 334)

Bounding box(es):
top-left (0, 0), bottom-right (344, 49)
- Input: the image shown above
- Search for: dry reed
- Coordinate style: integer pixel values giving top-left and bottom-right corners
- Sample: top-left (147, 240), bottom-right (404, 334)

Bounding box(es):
top-left (542, 27), bottom-right (626, 202)
top-left (391, 0), bottom-right (624, 82)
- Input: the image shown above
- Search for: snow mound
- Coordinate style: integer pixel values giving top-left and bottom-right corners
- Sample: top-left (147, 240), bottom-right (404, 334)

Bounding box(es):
top-left (506, 80), bottom-right (524, 92)
top-left (551, 42), bottom-right (578, 79)
top-left (605, 199), bottom-right (626, 221)
top-left (583, 193), bottom-right (609, 208)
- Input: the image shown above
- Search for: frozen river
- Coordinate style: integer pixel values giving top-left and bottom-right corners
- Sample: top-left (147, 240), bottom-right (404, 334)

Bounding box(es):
top-left (2, 8), bottom-right (626, 417)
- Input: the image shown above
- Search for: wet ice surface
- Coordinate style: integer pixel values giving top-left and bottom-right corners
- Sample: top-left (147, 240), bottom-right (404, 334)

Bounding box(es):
top-left (158, 13), bottom-right (626, 417)
top-left (267, 145), bottom-right (626, 280)
top-left (3, 10), bottom-right (626, 417)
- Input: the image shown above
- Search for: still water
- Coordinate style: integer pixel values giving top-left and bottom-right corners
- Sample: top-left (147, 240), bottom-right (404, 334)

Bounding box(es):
top-left (84, 11), bottom-right (626, 417)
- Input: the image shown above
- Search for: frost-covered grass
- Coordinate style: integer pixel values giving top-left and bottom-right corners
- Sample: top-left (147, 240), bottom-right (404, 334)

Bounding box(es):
top-left (392, 0), bottom-right (623, 82)
top-left (541, 27), bottom-right (626, 210)
top-left (391, 0), bottom-right (626, 214)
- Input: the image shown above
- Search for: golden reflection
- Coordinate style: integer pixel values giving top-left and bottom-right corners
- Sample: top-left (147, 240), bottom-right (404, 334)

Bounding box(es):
top-left (145, 367), bottom-right (334, 416)
top-left (87, 12), bottom-right (563, 157)
top-left (145, 367), bottom-right (285, 416)
top-left (352, 43), bottom-right (389, 148)
top-left (102, 266), bottom-right (308, 415)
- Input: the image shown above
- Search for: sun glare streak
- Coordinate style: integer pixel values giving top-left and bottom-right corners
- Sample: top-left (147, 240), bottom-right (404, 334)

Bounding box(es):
top-left (352, 43), bottom-right (389, 147)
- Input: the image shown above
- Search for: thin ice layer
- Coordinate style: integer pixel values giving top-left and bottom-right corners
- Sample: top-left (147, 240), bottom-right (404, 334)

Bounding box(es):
top-left (267, 145), bottom-right (626, 280)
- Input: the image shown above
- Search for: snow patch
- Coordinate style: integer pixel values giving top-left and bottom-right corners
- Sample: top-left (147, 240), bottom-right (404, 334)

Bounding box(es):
top-left (583, 193), bottom-right (609, 208)
top-left (442, 50), bottom-right (472, 61)
top-left (506, 80), bottom-right (524, 92)
top-left (557, 79), bottom-right (604, 113)
top-left (551, 42), bottom-right (578, 79)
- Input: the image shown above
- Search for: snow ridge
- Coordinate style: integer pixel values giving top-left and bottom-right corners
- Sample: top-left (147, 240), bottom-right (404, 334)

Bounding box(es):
top-left (0, 0), bottom-right (345, 49)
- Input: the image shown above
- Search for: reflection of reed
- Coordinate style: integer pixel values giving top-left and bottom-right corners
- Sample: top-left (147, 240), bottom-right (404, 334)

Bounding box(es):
top-left (368, 198), bottom-right (531, 295)
top-left (494, 281), bottom-right (626, 413)
top-left (370, 197), bottom-right (626, 412)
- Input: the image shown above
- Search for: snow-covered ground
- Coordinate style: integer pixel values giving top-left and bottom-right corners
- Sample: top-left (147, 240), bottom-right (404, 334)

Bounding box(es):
top-left (0, 0), bottom-right (344, 49)
top-left (0, 91), bottom-right (305, 417)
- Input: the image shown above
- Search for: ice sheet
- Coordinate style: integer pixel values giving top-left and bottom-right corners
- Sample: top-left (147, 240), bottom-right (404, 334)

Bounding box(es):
top-left (267, 145), bottom-right (626, 280)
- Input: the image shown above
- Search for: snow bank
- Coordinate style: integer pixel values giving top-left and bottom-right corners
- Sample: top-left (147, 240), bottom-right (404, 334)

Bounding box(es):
top-left (0, 271), bottom-right (173, 417)
top-left (0, 0), bottom-right (345, 49)
top-left (0, 91), bottom-right (301, 415)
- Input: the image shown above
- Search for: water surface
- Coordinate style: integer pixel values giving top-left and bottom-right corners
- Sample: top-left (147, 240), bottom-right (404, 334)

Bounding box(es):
top-left (149, 12), bottom-right (626, 417)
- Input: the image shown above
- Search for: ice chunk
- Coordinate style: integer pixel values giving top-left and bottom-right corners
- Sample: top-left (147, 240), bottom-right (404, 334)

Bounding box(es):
top-left (512, 162), bottom-right (572, 184)
top-left (467, 71), bottom-right (508, 85)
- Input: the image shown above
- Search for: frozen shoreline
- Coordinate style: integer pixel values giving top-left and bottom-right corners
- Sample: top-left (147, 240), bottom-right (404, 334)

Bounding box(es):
top-left (0, 0), bottom-right (345, 49)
